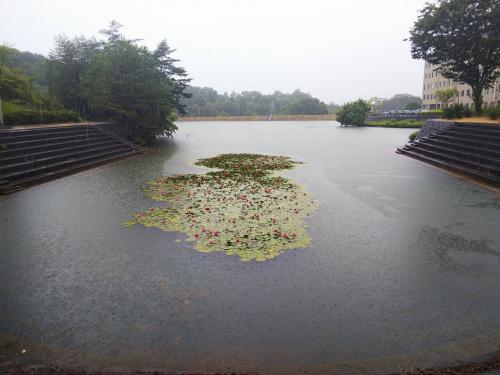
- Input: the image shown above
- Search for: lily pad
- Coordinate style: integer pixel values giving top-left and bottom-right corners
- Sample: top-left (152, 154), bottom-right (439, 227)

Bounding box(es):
top-left (127, 154), bottom-right (318, 261)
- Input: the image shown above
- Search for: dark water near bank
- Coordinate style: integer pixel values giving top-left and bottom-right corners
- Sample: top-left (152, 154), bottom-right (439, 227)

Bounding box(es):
top-left (1, 122), bottom-right (499, 373)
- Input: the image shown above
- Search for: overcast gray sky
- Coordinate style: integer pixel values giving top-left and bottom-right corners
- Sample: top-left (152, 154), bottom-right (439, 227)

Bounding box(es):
top-left (1, 0), bottom-right (427, 104)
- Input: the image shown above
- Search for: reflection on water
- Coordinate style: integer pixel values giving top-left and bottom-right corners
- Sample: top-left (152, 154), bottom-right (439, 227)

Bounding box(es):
top-left (0, 121), bottom-right (499, 373)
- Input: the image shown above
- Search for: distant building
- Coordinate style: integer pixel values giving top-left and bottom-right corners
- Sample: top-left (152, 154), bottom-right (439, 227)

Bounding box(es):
top-left (422, 62), bottom-right (500, 110)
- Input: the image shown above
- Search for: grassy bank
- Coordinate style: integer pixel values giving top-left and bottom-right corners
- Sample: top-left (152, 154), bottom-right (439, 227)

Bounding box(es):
top-left (365, 119), bottom-right (424, 128)
top-left (178, 114), bottom-right (337, 121)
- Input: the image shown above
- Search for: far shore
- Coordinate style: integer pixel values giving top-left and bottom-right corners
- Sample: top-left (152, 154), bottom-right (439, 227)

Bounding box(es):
top-left (177, 114), bottom-right (337, 121)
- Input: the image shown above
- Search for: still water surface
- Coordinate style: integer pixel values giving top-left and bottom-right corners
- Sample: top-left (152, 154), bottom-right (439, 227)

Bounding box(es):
top-left (1, 122), bottom-right (499, 373)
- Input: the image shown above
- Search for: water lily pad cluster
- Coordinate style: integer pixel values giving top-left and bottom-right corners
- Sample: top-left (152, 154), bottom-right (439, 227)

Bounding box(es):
top-left (127, 154), bottom-right (318, 261)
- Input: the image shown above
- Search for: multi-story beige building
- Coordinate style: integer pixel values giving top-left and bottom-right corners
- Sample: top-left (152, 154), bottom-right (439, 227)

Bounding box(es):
top-left (422, 62), bottom-right (500, 110)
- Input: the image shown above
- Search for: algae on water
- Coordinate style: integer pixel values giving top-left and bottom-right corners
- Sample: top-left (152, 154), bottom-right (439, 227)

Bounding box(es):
top-left (127, 154), bottom-right (318, 261)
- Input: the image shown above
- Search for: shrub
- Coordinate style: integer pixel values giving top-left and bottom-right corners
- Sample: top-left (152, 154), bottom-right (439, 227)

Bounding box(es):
top-left (442, 104), bottom-right (473, 119)
top-left (405, 101), bottom-right (422, 110)
top-left (336, 99), bottom-right (371, 126)
top-left (4, 109), bottom-right (81, 125)
top-left (443, 104), bottom-right (461, 119)
top-left (486, 105), bottom-right (500, 120)
top-left (463, 106), bottom-right (473, 118)
top-left (409, 130), bottom-right (420, 141)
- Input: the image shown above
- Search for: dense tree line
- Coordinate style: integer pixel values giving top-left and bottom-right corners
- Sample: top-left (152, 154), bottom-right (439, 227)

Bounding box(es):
top-left (181, 87), bottom-right (422, 117)
top-left (180, 87), bottom-right (331, 116)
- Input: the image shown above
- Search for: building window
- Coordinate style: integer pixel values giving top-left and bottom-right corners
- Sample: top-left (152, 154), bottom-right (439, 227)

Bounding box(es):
top-left (461, 90), bottom-right (465, 96)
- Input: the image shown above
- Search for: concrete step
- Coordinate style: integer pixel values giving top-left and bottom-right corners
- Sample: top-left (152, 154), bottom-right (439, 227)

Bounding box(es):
top-left (439, 129), bottom-right (500, 144)
top-left (429, 134), bottom-right (500, 151)
top-left (93, 126), bottom-right (140, 150)
top-left (0, 148), bottom-right (139, 194)
top-left (0, 136), bottom-right (113, 158)
top-left (404, 144), bottom-right (500, 176)
top-left (419, 138), bottom-right (500, 160)
top-left (0, 127), bottom-right (101, 143)
top-left (0, 143), bottom-right (133, 174)
top-left (448, 122), bottom-right (500, 131)
top-left (0, 139), bottom-right (119, 165)
top-left (0, 124), bottom-right (143, 193)
top-left (412, 142), bottom-right (500, 168)
top-left (448, 125), bottom-right (500, 137)
top-left (0, 146), bottom-right (137, 182)
top-left (0, 125), bottom-right (92, 138)
top-left (1, 132), bottom-right (107, 150)
top-left (397, 147), bottom-right (500, 186)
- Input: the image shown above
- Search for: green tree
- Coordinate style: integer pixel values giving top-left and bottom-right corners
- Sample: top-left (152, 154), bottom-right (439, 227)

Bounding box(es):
top-left (381, 94), bottom-right (422, 111)
top-left (283, 96), bottom-right (328, 115)
top-left (47, 35), bottom-right (100, 114)
top-left (82, 23), bottom-right (190, 144)
top-left (409, 0), bottom-right (500, 115)
top-left (327, 102), bottom-right (341, 114)
top-left (336, 99), bottom-right (371, 126)
top-left (368, 97), bottom-right (385, 114)
top-left (435, 87), bottom-right (459, 108)
top-left (405, 101), bottom-right (422, 110)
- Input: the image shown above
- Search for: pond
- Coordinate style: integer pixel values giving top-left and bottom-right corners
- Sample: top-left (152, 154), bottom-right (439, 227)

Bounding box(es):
top-left (1, 121), bottom-right (499, 374)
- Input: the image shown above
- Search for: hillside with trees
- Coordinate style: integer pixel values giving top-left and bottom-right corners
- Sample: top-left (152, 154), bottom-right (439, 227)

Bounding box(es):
top-left (0, 46), bottom-right (53, 106)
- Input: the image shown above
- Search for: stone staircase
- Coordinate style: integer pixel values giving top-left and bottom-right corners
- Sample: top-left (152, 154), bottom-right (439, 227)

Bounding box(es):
top-left (0, 124), bottom-right (141, 193)
top-left (397, 122), bottom-right (500, 186)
